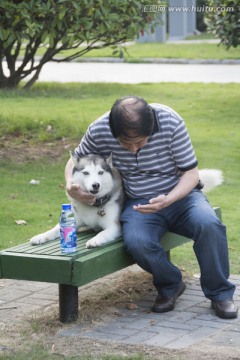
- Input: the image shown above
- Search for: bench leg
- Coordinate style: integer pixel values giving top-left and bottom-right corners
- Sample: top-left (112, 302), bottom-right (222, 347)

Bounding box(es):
top-left (59, 284), bottom-right (78, 323)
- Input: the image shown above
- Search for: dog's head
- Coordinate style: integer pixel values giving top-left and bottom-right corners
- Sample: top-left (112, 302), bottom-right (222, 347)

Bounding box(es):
top-left (71, 154), bottom-right (115, 198)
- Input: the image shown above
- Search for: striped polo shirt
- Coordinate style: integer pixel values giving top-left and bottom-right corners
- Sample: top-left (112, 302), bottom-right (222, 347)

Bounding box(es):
top-left (74, 103), bottom-right (198, 199)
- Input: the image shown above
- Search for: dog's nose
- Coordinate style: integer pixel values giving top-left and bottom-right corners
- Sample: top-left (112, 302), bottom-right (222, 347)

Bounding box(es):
top-left (92, 183), bottom-right (100, 190)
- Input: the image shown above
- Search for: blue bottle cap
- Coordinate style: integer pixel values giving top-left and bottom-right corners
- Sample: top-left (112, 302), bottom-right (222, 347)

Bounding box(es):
top-left (62, 204), bottom-right (72, 211)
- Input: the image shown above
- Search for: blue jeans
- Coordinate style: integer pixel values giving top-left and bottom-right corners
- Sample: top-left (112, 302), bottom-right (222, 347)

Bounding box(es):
top-left (120, 190), bottom-right (235, 301)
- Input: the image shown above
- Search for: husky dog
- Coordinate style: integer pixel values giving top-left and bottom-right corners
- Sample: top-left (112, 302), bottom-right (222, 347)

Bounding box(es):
top-left (30, 154), bottom-right (124, 248)
top-left (30, 153), bottom-right (223, 248)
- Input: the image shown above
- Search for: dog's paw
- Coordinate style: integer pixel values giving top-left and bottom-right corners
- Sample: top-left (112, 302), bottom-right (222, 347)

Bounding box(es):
top-left (85, 239), bottom-right (98, 248)
top-left (29, 234), bottom-right (49, 245)
top-left (86, 236), bottom-right (102, 248)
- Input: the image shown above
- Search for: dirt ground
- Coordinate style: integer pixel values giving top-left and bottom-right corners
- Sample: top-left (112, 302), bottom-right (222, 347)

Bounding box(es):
top-left (1, 139), bottom-right (240, 359)
top-left (0, 136), bottom-right (74, 163)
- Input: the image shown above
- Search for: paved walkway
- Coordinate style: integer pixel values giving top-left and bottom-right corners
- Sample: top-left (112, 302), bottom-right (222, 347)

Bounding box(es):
top-left (36, 61), bottom-right (240, 83)
top-left (59, 274), bottom-right (240, 350)
top-left (0, 268), bottom-right (240, 352)
top-left (3, 56), bottom-right (240, 84)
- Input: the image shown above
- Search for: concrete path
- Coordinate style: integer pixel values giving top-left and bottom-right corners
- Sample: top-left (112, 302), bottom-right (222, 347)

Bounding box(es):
top-left (36, 61), bottom-right (240, 83)
top-left (58, 274), bottom-right (240, 350)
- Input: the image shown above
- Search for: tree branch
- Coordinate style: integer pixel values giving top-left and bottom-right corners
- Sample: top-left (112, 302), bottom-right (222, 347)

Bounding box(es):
top-left (51, 36), bottom-right (128, 63)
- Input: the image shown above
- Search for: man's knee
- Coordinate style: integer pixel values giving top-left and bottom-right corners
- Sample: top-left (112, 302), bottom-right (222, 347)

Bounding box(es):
top-left (123, 230), bottom-right (146, 255)
top-left (193, 214), bottom-right (226, 245)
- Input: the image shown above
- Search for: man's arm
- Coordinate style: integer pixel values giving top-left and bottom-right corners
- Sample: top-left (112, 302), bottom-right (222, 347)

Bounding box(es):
top-left (65, 157), bottom-right (74, 191)
top-left (134, 167), bottom-right (199, 214)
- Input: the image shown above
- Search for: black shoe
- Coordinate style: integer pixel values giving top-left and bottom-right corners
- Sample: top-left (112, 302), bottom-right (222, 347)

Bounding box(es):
top-left (152, 281), bottom-right (186, 313)
top-left (211, 298), bottom-right (238, 319)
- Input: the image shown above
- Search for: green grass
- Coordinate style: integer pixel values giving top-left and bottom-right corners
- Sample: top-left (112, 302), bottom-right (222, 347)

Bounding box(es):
top-left (31, 38), bottom-right (240, 61)
top-left (123, 42), bottom-right (240, 60)
top-left (185, 33), bottom-right (215, 40)
top-left (68, 42), bottom-right (240, 61)
top-left (0, 158), bottom-right (68, 248)
top-left (0, 82), bottom-right (240, 275)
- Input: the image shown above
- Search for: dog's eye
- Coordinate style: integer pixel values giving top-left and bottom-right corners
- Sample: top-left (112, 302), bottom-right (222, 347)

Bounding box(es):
top-left (82, 171), bottom-right (89, 176)
top-left (98, 171), bottom-right (104, 175)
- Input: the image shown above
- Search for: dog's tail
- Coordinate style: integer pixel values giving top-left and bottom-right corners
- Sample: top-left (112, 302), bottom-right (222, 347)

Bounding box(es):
top-left (199, 169), bottom-right (224, 193)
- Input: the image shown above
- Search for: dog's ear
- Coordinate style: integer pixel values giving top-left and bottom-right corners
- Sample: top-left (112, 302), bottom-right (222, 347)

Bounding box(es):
top-left (70, 151), bottom-right (80, 166)
top-left (105, 153), bottom-right (113, 167)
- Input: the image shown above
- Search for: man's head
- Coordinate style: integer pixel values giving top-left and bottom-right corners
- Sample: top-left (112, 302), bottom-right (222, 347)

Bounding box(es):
top-left (109, 95), bottom-right (155, 153)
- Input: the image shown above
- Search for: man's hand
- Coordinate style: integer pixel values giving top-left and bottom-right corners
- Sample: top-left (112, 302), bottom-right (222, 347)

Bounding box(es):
top-left (133, 195), bottom-right (170, 214)
top-left (66, 183), bottom-right (96, 205)
top-left (65, 157), bottom-right (96, 205)
top-left (133, 167), bottom-right (200, 214)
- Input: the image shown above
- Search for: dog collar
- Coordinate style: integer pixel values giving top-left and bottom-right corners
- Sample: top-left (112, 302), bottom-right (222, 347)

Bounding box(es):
top-left (93, 194), bottom-right (111, 208)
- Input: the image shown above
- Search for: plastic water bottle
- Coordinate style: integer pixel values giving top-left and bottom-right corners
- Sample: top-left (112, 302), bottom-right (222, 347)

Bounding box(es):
top-left (59, 204), bottom-right (77, 253)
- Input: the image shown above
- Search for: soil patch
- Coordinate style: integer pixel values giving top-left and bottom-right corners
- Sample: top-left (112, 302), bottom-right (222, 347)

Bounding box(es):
top-left (0, 136), bottom-right (76, 163)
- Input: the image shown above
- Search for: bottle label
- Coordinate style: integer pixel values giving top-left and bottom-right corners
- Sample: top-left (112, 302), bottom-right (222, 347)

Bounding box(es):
top-left (60, 226), bottom-right (77, 253)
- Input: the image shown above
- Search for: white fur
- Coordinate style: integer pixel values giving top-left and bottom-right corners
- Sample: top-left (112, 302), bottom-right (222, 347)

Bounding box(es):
top-left (199, 169), bottom-right (224, 193)
top-left (30, 154), bottom-right (124, 248)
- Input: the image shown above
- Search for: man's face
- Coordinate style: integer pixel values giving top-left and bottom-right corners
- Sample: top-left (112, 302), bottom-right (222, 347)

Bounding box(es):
top-left (118, 136), bottom-right (148, 153)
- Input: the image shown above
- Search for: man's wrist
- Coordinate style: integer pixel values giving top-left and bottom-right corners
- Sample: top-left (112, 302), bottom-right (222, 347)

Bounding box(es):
top-left (66, 180), bottom-right (72, 190)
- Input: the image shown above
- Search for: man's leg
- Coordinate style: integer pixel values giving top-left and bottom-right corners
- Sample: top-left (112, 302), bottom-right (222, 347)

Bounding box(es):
top-left (120, 198), bottom-right (183, 298)
top-left (168, 190), bottom-right (237, 318)
top-left (169, 190), bottom-right (235, 300)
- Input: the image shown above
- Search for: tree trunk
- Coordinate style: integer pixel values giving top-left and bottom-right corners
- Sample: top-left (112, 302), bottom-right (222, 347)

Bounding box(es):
top-left (0, 73), bottom-right (22, 88)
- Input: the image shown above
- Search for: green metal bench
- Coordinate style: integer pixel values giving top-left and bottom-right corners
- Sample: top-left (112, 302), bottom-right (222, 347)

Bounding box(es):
top-left (0, 207), bottom-right (221, 323)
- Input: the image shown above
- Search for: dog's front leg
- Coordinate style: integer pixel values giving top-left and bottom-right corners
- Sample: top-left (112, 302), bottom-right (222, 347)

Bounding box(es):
top-left (30, 224), bottom-right (60, 245)
top-left (85, 223), bottom-right (122, 248)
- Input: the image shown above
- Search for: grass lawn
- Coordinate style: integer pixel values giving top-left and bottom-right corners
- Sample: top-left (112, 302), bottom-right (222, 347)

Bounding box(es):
top-left (58, 42), bottom-right (240, 61)
top-left (0, 82), bottom-right (239, 276)
top-left (30, 37), bottom-right (240, 61)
